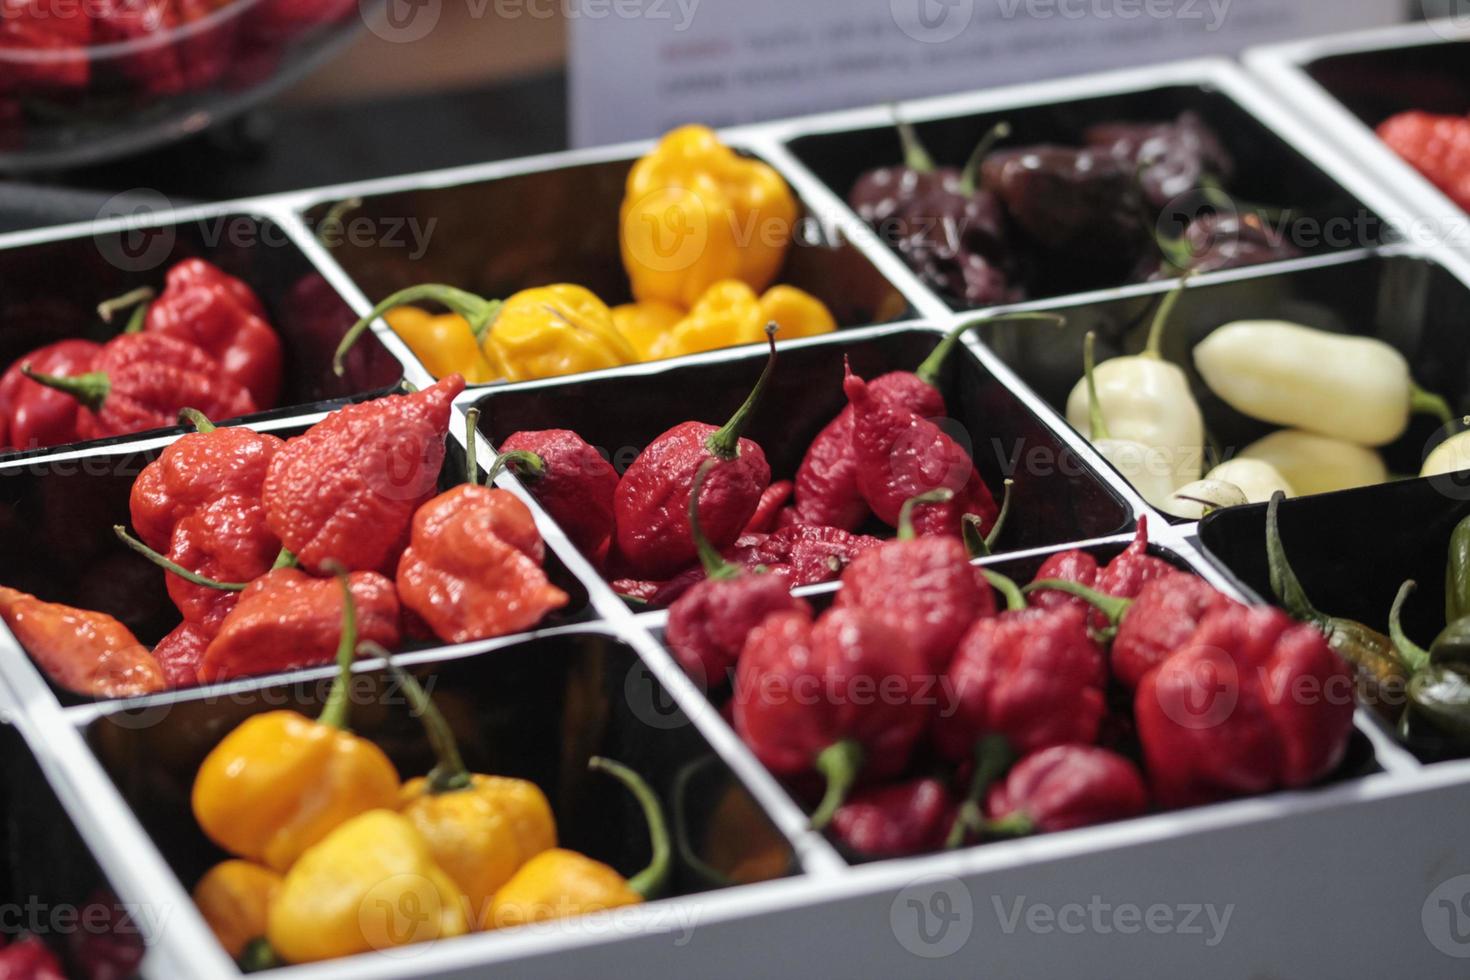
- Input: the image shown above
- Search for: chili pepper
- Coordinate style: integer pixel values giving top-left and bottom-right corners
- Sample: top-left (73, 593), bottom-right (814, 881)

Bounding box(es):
top-left (158, 493), bottom-right (279, 630)
top-left (1065, 283), bottom-right (1204, 493)
top-left (192, 568), bottom-right (401, 870)
top-left (262, 375), bottom-right (464, 575)
top-left (614, 327), bottom-right (776, 578)
top-left (267, 809), bottom-right (468, 963)
top-left (0, 935), bottom-right (64, 980)
top-left (1028, 547), bottom-right (1099, 615)
top-left (0, 586), bottom-right (165, 698)
top-left (123, 259), bottom-right (285, 408)
top-left (743, 480), bottom-right (792, 534)
top-left (383, 306), bottom-right (498, 384)
top-left (757, 285), bottom-right (837, 341)
top-left (1195, 320), bottom-right (1452, 447)
top-left (1447, 515), bottom-right (1470, 626)
top-left (193, 860), bottom-right (283, 960)
top-left (1203, 458), bottom-right (1295, 503)
top-left (848, 117), bottom-right (949, 226)
top-left (611, 300), bottom-right (685, 361)
top-left (753, 522), bottom-right (882, 587)
top-left (834, 490), bottom-right (992, 672)
top-left (1086, 111), bottom-right (1234, 209)
top-left (23, 333), bottom-right (257, 441)
top-left (1390, 581), bottom-right (1470, 743)
top-left (984, 745), bottom-right (1149, 834)
top-left (1422, 418), bottom-right (1470, 479)
top-left (152, 620), bottom-right (212, 689)
top-left (621, 125), bottom-right (797, 308)
top-left (496, 429), bottom-right (619, 557)
top-left (1093, 517), bottom-right (1175, 606)
top-left (1159, 478), bottom-right (1249, 521)
top-left (611, 531), bottom-right (776, 608)
top-left (665, 460), bottom-right (811, 687)
top-left (1135, 604), bottom-right (1355, 807)
top-left (1077, 332), bottom-right (1182, 509)
top-left (829, 777), bottom-right (957, 858)
top-left (733, 606), bottom-right (929, 830)
top-left (484, 756), bottom-right (671, 929)
top-left (0, 339), bottom-right (98, 451)
top-left (1144, 211), bottom-right (1301, 281)
top-left (1238, 429), bottom-right (1387, 496)
top-left (1377, 111), bottom-right (1470, 213)
top-left (0, 0), bottom-right (90, 95)
top-left (661, 280), bottom-right (767, 358)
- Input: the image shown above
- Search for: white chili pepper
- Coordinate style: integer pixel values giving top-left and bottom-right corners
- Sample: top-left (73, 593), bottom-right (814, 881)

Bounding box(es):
top-left (1422, 420), bottom-right (1470, 478)
top-left (1204, 458), bottom-right (1295, 504)
top-left (1065, 282), bottom-right (1204, 488)
top-left (1080, 332), bottom-right (1179, 510)
top-left (1194, 321), bottom-right (1452, 447)
top-left (1238, 429), bottom-right (1387, 496)
top-left (1160, 479), bottom-right (1249, 520)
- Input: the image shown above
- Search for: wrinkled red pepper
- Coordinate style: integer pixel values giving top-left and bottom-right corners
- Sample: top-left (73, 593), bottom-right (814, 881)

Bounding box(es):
top-left (495, 429), bottom-right (619, 557)
top-left (985, 745), bottom-right (1149, 834)
top-left (752, 523), bottom-right (882, 587)
top-left (0, 339), bottom-right (99, 451)
top-left (164, 492), bottom-right (281, 629)
top-left (152, 620), bottom-right (212, 688)
top-left (829, 777), bottom-right (957, 858)
top-left (262, 375), bottom-right (465, 575)
top-left (612, 533), bottom-right (777, 608)
top-left (743, 480), bottom-right (793, 534)
top-left (1029, 518), bottom-right (1173, 627)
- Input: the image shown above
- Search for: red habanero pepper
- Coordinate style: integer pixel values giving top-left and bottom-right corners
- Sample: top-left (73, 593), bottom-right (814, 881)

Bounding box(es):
top-left (665, 461), bottom-right (811, 687)
top-left (197, 568), bottom-right (400, 683)
top-left (733, 606), bottom-right (929, 830)
top-left (1094, 517), bottom-right (1175, 602)
top-left (743, 480), bottom-right (793, 535)
top-left (0, 934), bottom-right (64, 980)
top-left (152, 621), bottom-right (212, 688)
top-left (1027, 549), bottom-right (1099, 614)
top-left (262, 375), bottom-right (465, 575)
top-left (614, 327), bottom-right (777, 579)
top-left (829, 777), bottom-right (958, 858)
top-left (612, 533), bottom-right (780, 608)
top-left (844, 362), bottom-right (997, 538)
top-left (0, 586), bottom-right (165, 697)
top-left (0, 0), bottom-right (90, 94)
top-left (1135, 605), bottom-right (1355, 808)
top-left (833, 491), bottom-right (993, 672)
top-left (164, 493), bottom-right (282, 629)
top-left (22, 333), bottom-right (256, 441)
top-left (985, 745), bottom-right (1148, 835)
top-left (495, 429), bottom-right (619, 557)
top-left (753, 523), bottom-right (882, 587)
top-left (0, 339), bottom-right (99, 451)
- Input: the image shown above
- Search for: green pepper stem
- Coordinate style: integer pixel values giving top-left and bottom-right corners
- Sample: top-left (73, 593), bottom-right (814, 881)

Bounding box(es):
top-left (364, 642), bottom-right (472, 794)
top-left (944, 735), bottom-right (1014, 849)
top-left (316, 196), bottom-right (362, 246)
top-left (237, 938), bottom-right (282, 973)
top-left (316, 563), bottom-right (360, 731)
top-left (706, 324), bottom-right (778, 461)
top-left (486, 450), bottom-right (545, 485)
top-left (96, 286), bottom-right (154, 326)
top-left (1022, 578), bottom-right (1132, 626)
top-left (1389, 580), bottom-right (1431, 674)
top-left (334, 284), bottom-right (503, 377)
top-left (957, 120), bottom-right (1012, 197)
top-left (463, 408), bottom-right (481, 485)
top-left (177, 408), bottom-right (216, 434)
top-left (590, 756), bottom-right (672, 899)
top-left (914, 312), bottom-right (1066, 388)
top-left (1083, 332), bottom-right (1111, 442)
top-left (1410, 383), bottom-right (1454, 427)
top-left (809, 738), bottom-right (864, 832)
top-left (271, 548), bottom-right (297, 570)
top-left (897, 488), bottom-right (955, 542)
top-left (671, 756), bottom-right (734, 888)
top-left (1265, 492), bottom-right (1327, 628)
top-left (20, 365), bottom-right (109, 413)
top-left (982, 569), bottom-right (1028, 613)
top-left (690, 458), bottom-right (740, 581)
top-left (894, 114), bottom-right (935, 173)
top-left (112, 526), bottom-right (248, 591)
top-left (1142, 277), bottom-right (1188, 360)
top-left (980, 812), bottom-right (1035, 838)
top-left (962, 514), bottom-right (988, 559)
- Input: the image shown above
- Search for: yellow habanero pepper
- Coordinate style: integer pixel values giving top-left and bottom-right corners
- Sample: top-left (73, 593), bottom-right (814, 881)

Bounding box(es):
top-left (267, 810), bottom-right (469, 963)
top-left (621, 125), bottom-right (798, 309)
top-left (758, 285), bottom-right (837, 341)
top-left (663, 280), bottom-right (766, 358)
top-left (193, 860), bottom-right (282, 960)
top-left (191, 568), bottom-right (400, 873)
top-left (482, 757), bottom-right (670, 931)
top-left (611, 300), bottom-right (685, 361)
top-left (382, 306), bottom-right (499, 384)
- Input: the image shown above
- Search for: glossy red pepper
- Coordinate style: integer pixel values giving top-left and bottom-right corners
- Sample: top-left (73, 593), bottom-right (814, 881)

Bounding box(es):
top-left (496, 429), bottom-right (619, 557)
top-left (985, 745), bottom-right (1148, 834)
top-left (0, 934), bottom-right (64, 980)
top-left (1028, 518), bottom-right (1172, 627)
top-left (262, 375), bottom-right (465, 575)
top-left (23, 333), bottom-right (257, 441)
top-left (164, 493), bottom-right (282, 630)
top-left (829, 777), bottom-right (957, 858)
top-left (1135, 605), bottom-right (1355, 808)
top-left (0, 339), bottom-right (99, 451)
top-left (733, 606), bottom-right (929, 829)
top-left (0, 0), bottom-right (90, 94)
top-left (743, 480), bottom-right (793, 534)
top-left (614, 329), bottom-right (776, 579)
top-left (753, 523), bottom-right (882, 587)
top-left (0, 586), bottom-right (166, 698)
top-left (152, 620), bottom-right (212, 689)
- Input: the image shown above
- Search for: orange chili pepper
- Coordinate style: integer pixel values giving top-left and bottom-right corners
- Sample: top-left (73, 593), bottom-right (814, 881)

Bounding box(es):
top-left (0, 586), bottom-right (165, 697)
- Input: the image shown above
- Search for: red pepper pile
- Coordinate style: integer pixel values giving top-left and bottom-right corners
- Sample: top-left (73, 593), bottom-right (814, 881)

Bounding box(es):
top-left (1, 259), bottom-right (284, 454)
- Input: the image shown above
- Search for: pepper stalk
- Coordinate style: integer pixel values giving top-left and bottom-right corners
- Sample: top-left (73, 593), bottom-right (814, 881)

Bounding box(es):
top-left (956, 120), bottom-right (1012, 198)
top-left (963, 479), bottom-right (1013, 558)
top-left (316, 563), bottom-right (362, 731)
top-left (362, 641), bottom-right (472, 794)
top-left (944, 735), bottom-right (1014, 849)
top-left (982, 569), bottom-right (1027, 613)
top-left (588, 756), bottom-right (672, 899)
top-left (113, 525), bottom-right (250, 591)
top-left (809, 739), bottom-right (863, 832)
top-left (896, 488), bottom-right (955, 542)
top-left (706, 323), bottom-right (778, 461)
top-left (96, 286), bottom-right (155, 333)
top-left (914, 312), bottom-right (1065, 388)
top-left (334, 284), bottom-right (503, 377)
top-left (1022, 578), bottom-right (1132, 627)
top-left (1388, 581), bottom-right (1432, 675)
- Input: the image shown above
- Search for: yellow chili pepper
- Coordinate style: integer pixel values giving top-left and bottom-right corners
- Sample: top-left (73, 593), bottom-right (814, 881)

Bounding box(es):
top-left (191, 568), bottom-right (401, 873)
top-left (758, 285), bottom-right (837, 341)
top-left (193, 860), bottom-right (282, 960)
top-left (482, 757), bottom-right (670, 931)
top-left (382, 306), bottom-right (499, 384)
top-left (621, 125), bottom-right (798, 308)
top-left (611, 300), bottom-right (685, 361)
top-left (663, 280), bottom-right (766, 358)
top-left (267, 809), bottom-right (469, 963)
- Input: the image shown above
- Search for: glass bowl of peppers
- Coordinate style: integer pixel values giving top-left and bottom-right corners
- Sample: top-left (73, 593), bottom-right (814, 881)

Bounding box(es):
top-left (0, 0), bottom-right (378, 170)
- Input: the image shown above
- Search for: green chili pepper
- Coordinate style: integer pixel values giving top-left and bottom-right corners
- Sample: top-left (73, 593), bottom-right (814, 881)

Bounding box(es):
top-left (1408, 666), bottom-right (1470, 743)
top-left (1446, 515), bottom-right (1470, 625)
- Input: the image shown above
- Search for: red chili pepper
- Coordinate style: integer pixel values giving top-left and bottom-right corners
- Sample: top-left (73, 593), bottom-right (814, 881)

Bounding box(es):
top-left (844, 361), bottom-right (997, 538)
top-left (1094, 517), bottom-right (1175, 602)
top-left (612, 533), bottom-right (782, 607)
top-left (0, 0), bottom-right (90, 94)
top-left (829, 777), bottom-right (957, 858)
top-left (0, 586), bottom-right (166, 698)
top-left (1135, 605), bottom-right (1355, 808)
top-left (743, 480), bottom-right (793, 534)
top-left (22, 333), bottom-right (257, 441)
top-left (614, 328), bottom-right (776, 579)
top-left (262, 375), bottom-right (465, 575)
top-left (733, 606), bottom-right (929, 830)
top-left (666, 461), bottom-right (811, 687)
top-left (936, 574), bottom-right (1105, 760)
top-left (1027, 549), bottom-right (1099, 614)
top-left (1377, 111), bottom-right (1470, 213)
top-left (985, 745), bottom-right (1148, 834)
top-left (0, 339), bottom-right (99, 451)
top-left (0, 934), bottom-right (64, 980)
top-left (152, 620), bottom-right (212, 688)
top-left (164, 493), bottom-right (282, 629)
top-left (198, 568), bottom-right (401, 683)
top-left (752, 523), bottom-right (882, 587)
top-left (495, 429), bottom-right (619, 557)
top-left (833, 492), bottom-right (993, 672)
top-left (138, 258), bottom-right (284, 408)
